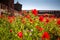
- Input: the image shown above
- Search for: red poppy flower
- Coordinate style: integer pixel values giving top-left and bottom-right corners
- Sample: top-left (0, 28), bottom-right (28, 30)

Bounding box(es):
top-left (12, 16), bottom-right (15, 19)
top-left (39, 16), bottom-right (44, 22)
top-left (21, 18), bottom-right (25, 24)
top-left (46, 18), bottom-right (49, 23)
top-left (8, 16), bottom-right (15, 23)
top-left (36, 26), bottom-right (43, 31)
top-left (21, 20), bottom-right (25, 24)
top-left (10, 29), bottom-right (12, 32)
top-left (17, 31), bottom-right (23, 38)
top-left (39, 27), bottom-right (43, 31)
top-left (42, 32), bottom-right (50, 39)
top-left (32, 9), bottom-right (38, 16)
top-left (8, 16), bottom-right (11, 19)
top-left (30, 18), bottom-right (33, 22)
top-left (36, 26), bottom-right (40, 29)
top-left (8, 19), bottom-right (13, 23)
top-left (8, 16), bottom-right (15, 19)
top-left (57, 19), bottom-right (60, 25)
top-left (30, 18), bottom-right (34, 24)
top-left (51, 15), bottom-right (55, 18)
top-left (25, 14), bottom-right (30, 19)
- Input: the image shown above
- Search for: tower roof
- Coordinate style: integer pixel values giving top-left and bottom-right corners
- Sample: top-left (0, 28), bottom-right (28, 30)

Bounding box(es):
top-left (16, 1), bottom-right (20, 4)
top-left (15, 1), bottom-right (22, 5)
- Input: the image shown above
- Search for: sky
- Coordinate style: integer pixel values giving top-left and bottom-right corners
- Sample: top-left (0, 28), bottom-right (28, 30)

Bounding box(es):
top-left (14, 0), bottom-right (60, 10)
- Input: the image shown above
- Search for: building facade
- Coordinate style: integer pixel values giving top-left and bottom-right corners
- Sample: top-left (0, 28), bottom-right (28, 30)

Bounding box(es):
top-left (0, 0), bottom-right (14, 9)
top-left (14, 2), bottom-right (22, 11)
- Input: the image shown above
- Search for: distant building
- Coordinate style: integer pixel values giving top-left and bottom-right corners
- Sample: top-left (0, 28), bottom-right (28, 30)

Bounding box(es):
top-left (0, 0), bottom-right (14, 9)
top-left (14, 2), bottom-right (22, 11)
top-left (38, 10), bottom-right (60, 17)
top-left (0, 0), bottom-right (14, 16)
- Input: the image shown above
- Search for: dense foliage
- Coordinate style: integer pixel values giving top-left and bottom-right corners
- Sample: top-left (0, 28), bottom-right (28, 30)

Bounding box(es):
top-left (0, 9), bottom-right (60, 40)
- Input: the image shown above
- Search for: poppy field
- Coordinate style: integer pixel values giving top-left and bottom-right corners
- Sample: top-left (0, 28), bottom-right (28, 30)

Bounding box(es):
top-left (0, 9), bottom-right (60, 40)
